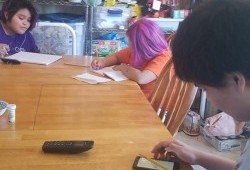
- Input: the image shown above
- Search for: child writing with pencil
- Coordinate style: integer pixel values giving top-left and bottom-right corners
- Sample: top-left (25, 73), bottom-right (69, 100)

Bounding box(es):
top-left (91, 18), bottom-right (171, 98)
top-left (0, 0), bottom-right (40, 56)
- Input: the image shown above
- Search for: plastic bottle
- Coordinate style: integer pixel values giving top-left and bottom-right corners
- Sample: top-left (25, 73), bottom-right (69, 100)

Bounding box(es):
top-left (7, 104), bottom-right (16, 123)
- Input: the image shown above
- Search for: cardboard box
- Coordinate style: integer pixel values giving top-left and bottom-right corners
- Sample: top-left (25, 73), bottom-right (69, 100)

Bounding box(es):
top-left (92, 40), bottom-right (121, 57)
top-left (200, 126), bottom-right (247, 152)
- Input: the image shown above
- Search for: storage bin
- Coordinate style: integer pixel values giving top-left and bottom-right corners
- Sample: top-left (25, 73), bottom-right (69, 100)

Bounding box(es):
top-left (146, 18), bottom-right (183, 32)
top-left (93, 6), bottom-right (132, 29)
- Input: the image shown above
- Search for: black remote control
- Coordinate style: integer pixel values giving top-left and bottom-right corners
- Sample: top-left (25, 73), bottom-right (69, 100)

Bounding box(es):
top-left (42, 140), bottom-right (94, 154)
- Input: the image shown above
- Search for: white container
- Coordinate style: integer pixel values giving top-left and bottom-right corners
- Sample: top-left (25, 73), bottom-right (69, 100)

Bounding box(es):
top-left (94, 6), bottom-right (132, 29)
top-left (7, 104), bottom-right (16, 123)
top-left (183, 110), bottom-right (200, 136)
top-left (200, 125), bottom-right (247, 152)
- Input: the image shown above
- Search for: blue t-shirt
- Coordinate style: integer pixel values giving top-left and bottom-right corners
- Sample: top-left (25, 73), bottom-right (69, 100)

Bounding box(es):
top-left (0, 22), bottom-right (40, 55)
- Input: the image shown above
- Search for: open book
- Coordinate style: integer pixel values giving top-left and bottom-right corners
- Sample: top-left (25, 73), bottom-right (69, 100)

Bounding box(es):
top-left (7, 52), bottom-right (62, 65)
top-left (90, 66), bottom-right (128, 81)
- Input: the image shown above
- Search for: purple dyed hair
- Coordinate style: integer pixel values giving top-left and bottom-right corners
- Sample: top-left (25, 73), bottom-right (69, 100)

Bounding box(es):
top-left (0, 0), bottom-right (38, 31)
top-left (126, 18), bottom-right (168, 67)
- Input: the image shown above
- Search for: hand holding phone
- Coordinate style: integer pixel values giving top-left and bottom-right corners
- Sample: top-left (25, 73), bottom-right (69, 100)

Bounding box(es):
top-left (132, 156), bottom-right (179, 170)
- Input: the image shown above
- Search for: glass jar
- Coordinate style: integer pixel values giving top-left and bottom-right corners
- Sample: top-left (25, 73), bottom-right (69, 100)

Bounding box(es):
top-left (183, 110), bottom-right (200, 136)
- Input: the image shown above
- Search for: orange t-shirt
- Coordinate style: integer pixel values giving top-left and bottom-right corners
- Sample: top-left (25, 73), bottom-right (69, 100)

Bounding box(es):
top-left (116, 47), bottom-right (172, 98)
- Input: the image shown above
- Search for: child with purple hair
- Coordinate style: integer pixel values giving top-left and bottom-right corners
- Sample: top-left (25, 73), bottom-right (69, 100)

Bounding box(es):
top-left (91, 18), bottom-right (171, 98)
top-left (0, 0), bottom-right (40, 56)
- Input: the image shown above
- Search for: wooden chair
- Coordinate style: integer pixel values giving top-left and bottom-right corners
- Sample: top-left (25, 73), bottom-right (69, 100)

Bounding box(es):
top-left (148, 59), bottom-right (197, 135)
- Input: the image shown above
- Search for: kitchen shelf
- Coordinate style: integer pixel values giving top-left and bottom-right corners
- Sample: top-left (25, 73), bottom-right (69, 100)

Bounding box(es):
top-left (32, 0), bottom-right (87, 6)
top-left (92, 28), bottom-right (127, 33)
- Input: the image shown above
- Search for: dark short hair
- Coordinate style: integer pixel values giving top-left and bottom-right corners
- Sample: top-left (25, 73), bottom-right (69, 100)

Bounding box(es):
top-left (172, 0), bottom-right (250, 87)
top-left (0, 0), bottom-right (38, 31)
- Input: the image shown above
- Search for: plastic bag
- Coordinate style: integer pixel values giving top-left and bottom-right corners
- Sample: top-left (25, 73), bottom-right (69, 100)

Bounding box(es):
top-left (204, 112), bottom-right (245, 136)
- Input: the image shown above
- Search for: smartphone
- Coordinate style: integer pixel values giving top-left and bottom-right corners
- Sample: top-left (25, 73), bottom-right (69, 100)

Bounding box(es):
top-left (132, 156), bottom-right (179, 170)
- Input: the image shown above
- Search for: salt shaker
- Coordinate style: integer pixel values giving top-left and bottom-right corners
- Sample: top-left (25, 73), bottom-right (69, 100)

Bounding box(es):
top-left (7, 104), bottom-right (16, 123)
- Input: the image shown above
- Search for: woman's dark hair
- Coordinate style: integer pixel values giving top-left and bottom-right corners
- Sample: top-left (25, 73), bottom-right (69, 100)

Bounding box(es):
top-left (0, 0), bottom-right (38, 31)
top-left (172, 0), bottom-right (250, 87)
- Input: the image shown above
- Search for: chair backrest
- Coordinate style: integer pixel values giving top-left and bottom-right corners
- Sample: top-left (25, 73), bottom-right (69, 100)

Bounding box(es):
top-left (148, 59), bottom-right (197, 135)
top-left (31, 22), bottom-right (77, 55)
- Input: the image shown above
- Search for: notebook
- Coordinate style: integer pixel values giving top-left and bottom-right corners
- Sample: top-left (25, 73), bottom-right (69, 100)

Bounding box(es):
top-left (90, 66), bottom-right (128, 81)
top-left (73, 72), bottom-right (111, 84)
top-left (7, 52), bottom-right (62, 65)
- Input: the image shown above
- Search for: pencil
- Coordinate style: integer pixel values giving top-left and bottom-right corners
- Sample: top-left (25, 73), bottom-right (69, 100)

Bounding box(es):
top-left (95, 48), bottom-right (99, 58)
top-left (139, 154), bottom-right (171, 170)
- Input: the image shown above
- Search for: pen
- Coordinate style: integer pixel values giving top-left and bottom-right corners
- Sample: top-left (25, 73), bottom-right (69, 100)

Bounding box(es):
top-left (95, 48), bottom-right (99, 58)
top-left (93, 48), bottom-right (99, 70)
top-left (139, 154), bottom-right (170, 170)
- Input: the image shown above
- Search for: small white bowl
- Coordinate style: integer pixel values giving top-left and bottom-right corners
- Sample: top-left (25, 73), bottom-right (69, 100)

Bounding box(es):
top-left (0, 100), bottom-right (8, 116)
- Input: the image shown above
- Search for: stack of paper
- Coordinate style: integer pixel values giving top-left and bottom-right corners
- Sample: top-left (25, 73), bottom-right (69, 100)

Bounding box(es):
top-left (7, 52), bottom-right (62, 65)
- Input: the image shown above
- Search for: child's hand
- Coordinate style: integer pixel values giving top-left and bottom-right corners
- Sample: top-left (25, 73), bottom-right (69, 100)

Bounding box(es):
top-left (0, 44), bottom-right (10, 57)
top-left (91, 58), bottom-right (103, 70)
top-left (151, 139), bottom-right (198, 165)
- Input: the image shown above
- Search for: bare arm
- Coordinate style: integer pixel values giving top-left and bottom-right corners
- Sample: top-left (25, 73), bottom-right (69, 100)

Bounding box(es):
top-left (195, 151), bottom-right (236, 170)
top-left (113, 63), bottom-right (157, 84)
top-left (152, 140), bottom-right (236, 170)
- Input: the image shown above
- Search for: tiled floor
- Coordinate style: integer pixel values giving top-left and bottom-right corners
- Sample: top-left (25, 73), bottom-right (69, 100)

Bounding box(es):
top-left (175, 132), bottom-right (242, 170)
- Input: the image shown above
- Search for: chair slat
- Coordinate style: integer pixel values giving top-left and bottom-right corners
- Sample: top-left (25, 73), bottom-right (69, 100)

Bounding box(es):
top-left (149, 59), bottom-right (197, 135)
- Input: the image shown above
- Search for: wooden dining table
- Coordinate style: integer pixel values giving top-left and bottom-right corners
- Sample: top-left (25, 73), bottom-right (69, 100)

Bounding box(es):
top-left (0, 56), bottom-right (192, 170)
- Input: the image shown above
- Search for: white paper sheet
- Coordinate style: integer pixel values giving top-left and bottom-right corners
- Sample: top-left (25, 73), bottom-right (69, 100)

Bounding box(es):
top-left (73, 73), bottom-right (111, 84)
top-left (7, 52), bottom-right (62, 65)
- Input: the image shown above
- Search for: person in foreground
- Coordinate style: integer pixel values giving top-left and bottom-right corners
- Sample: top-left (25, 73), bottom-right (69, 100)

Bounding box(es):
top-left (151, 0), bottom-right (250, 169)
top-left (0, 0), bottom-right (39, 56)
top-left (91, 18), bottom-right (171, 98)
